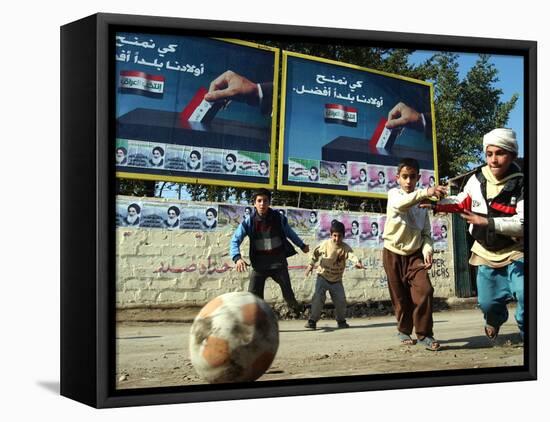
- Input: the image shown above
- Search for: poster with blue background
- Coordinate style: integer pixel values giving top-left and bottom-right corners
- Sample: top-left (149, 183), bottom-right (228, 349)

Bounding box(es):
top-left (279, 51), bottom-right (437, 197)
top-left (115, 32), bottom-right (278, 188)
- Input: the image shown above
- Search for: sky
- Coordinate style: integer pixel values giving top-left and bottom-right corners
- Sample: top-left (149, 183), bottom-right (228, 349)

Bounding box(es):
top-left (409, 50), bottom-right (524, 157)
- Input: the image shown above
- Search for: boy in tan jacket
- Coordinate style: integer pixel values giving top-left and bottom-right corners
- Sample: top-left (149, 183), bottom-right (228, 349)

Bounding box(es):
top-left (304, 220), bottom-right (364, 329)
top-left (383, 158), bottom-right (446, 350)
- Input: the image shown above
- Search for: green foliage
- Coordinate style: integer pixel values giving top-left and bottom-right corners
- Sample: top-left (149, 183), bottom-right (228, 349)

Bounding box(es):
top-left (116, 178), bottom-right (155, 197)
top-left (420, 53), bottom-right (518, 178)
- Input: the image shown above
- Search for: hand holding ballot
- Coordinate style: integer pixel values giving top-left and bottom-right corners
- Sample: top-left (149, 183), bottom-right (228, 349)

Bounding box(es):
top-left (204, 70), bottom-right (261, 106)
top-left (386, 102), bottom-right (432, 136)
top-left (386, 102), bottom-right (424, 130)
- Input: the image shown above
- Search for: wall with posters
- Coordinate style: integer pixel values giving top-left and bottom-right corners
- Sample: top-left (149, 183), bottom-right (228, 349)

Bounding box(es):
top-left (116, 196), bottom-right (455, 309)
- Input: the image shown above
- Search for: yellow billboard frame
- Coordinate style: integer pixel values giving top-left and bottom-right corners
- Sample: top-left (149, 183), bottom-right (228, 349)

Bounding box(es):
top-left (116, 37), bottom-right (280, 190)
top-left (277, 50), bottom-right (438, 199)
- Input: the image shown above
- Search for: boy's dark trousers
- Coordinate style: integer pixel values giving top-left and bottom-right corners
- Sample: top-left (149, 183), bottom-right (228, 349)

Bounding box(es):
top-left (382, 248), bottom-right (435, 338)
top-left (248, 267), bottom-right (303, 314)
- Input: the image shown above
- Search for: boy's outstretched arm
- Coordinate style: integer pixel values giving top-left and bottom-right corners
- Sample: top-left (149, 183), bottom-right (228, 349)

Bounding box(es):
top-left (305, 245), bottom-right (321, 276)
top-left (350, 253), bottom-right (364, 269)
top-left (389, 185), bottom-right (447, 213)
top-left (230, 221), bottom-right (248, 271)
top-left (428, 177), bottom-right (475, 214)
top-left (346, 250), bottom-right (362, 268)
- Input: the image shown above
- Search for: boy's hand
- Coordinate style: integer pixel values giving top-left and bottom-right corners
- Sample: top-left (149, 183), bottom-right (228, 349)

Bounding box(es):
top-left (460, 210), bottom-right (488, 226)
top-left (427, 185), bottom-right (447, 199)
top-left (235, 259), bottom-right (249, 272)
top-left (301, 244), bottom-right (310, 254)
top-left (424, 253), bottom-right (433, 269)
top-left (355, 262), bottom-right (364, 269)
top-left (305, 264), bottom-right (313, 277)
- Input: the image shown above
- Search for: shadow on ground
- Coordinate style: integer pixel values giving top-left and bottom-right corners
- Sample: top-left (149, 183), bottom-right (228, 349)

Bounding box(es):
top-left (280, 320), bottom-right (449, 333)
top-left (36, 381), bottom-right (59, 395)
top-left (439, 333), bottom-right (523, 350)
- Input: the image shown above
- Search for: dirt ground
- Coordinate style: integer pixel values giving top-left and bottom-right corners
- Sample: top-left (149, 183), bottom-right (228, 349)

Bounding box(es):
top-left (115, 308), bottom-right (524, 389)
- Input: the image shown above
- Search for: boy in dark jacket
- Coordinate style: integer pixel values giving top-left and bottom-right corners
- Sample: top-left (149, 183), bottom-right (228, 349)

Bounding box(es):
top-left (230, 188), bottom-right (309, 315)
top-left (428, 128), bottom-right (524, 341)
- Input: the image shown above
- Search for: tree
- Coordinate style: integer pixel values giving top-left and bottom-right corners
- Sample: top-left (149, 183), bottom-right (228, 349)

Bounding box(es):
top-left (419, 53), bottom-right (518, 178)
top-left (116, 178), bottom-right (155, 197)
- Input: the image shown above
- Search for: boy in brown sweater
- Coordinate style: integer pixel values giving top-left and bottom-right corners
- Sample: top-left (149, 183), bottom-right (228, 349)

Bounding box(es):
top-left (304, 220), bottom-right (364, 329)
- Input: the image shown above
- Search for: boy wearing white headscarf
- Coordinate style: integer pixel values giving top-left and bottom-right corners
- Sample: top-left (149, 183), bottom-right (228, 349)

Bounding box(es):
top-left (428, 128), bottom-right (524, 342)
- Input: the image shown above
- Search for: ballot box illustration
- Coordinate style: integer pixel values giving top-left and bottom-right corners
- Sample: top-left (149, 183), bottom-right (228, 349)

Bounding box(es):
top-left (321, 136), bottom-right (434, 170)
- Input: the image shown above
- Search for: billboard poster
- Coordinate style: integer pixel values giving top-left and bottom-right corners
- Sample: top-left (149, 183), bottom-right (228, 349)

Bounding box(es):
top-left (164, 144), bottom-right (187, 171)
top-left (288, 157), bottom-right (320, 183)
top-left (418, 169), bottom-right (436, 189)
top-left (347, 215), bottom-right (362, 246)
top-left (385, 166), bottom-right (400, 190)
top-left (218, 204), bottom-right (252, 227)
top-left (367, 164), bottom-right (387, 193)
top-left (355, 215), bottom-right (374, 247)
top-left (279, 51), bottom-right (437, 197)
top-left (432, 217), bottom-right (449, 251)
top-left (237, 151), bottom-right (270, 178)
top-left (348, 161), bottom-right (368, 192)
top-left (339, 214), bottom-right (354, 241)
top-left (179, 206), bottom-right (219, 230)
top-left (140, 202), bottom-right (181, 229)
top-left (286, 208), bottom-right (318, 235)
top-left (116, 199), bottom-right (143, 227)
top-left (320, 160), bottom-right (348, 185)
top-left (115, 33), bottom-right (279, 188)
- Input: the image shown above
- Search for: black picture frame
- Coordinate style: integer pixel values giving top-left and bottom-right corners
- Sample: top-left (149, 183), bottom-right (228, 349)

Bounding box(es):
top-left (61, 12), bottom-right (537, 408)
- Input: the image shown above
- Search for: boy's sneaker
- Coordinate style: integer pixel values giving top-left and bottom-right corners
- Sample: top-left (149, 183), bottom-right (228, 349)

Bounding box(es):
top-left (337, 320), bottom-right (350, 329)
top-left (304, 319), bottom-right (316, 330)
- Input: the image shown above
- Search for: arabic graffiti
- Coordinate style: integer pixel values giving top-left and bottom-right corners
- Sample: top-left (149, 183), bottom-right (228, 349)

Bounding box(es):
top-left (152, 263), bottom-right (366, 275)
top-left (377, 274), bottom-right (388, 287)
top-left (154, 258), bottom-right (233, 275)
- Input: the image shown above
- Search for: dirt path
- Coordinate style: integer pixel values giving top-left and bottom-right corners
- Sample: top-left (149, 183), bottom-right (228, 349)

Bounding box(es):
top-left (116, 309), bottom-right (524, 389)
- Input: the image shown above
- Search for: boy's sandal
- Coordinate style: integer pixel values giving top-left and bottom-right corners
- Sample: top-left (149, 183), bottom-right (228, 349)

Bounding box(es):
top-left (417, 336), bottom-right (441, 351)
top-left (484, 325), bottom-right (499, 341)
top-left (397, 332), bottom-right (416, 345)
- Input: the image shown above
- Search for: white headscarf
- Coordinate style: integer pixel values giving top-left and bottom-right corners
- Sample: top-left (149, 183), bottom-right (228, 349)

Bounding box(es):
top-left (483, 128), bottom-right (518, 154)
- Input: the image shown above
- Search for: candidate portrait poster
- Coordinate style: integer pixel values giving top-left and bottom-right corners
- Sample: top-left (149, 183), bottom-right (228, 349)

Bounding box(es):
top-left (115, 33), bottom-right (279, 189)
top-left (278, 51), bottom-right (438, 198)
top-left (116, 199), bottom-right (143, 228)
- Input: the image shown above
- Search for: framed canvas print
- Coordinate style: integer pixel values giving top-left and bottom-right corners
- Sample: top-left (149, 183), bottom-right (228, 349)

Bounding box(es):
top-left (61, 12), bottom-right (536, 408)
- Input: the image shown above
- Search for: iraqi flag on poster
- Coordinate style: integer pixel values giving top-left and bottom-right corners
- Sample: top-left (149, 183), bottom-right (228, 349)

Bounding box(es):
top-left (324, 104), bottom-right (358, 127)
top-left (118, 71), bottom-right (165, 98)
top-left (369, 117), bottom-right (403, 151)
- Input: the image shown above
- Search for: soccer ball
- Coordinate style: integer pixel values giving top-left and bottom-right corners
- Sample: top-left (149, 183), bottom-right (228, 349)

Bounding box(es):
top-left (189, 292), bottom-right (279, 383)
